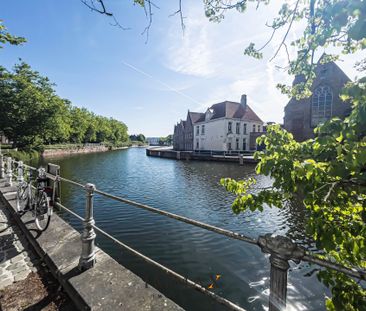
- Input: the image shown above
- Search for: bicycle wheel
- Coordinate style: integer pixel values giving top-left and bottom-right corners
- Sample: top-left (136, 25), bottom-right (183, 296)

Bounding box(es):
top-left (16, 182), bottom-right (29, 212)
top-left (35, 191), bottom-right (51, 231)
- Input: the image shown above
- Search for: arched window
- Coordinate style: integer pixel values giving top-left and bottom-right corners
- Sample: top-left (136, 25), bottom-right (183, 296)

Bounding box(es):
top-left (311, 85), bottom-right (333, 126)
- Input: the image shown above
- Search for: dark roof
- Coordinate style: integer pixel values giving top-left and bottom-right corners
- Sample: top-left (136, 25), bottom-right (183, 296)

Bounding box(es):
top-left (208, 101), bottom-right (263, 122)
top-left (188, 111), bottom-right (205, 124)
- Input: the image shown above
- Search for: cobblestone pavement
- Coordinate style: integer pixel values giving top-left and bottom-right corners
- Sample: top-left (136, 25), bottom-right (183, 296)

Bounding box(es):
top-left (0, 200), bottom-right (38, 290)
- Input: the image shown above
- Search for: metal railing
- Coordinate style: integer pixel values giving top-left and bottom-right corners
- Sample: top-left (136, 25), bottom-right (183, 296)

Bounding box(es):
top-left (1, 154), bottom-right (365, 311)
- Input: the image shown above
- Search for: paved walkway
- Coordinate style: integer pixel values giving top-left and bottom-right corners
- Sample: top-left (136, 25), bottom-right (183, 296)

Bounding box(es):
top-left (0, 199), bottom-right (38, 290)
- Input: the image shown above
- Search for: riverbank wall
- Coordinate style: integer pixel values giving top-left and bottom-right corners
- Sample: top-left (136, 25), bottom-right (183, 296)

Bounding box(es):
top-left (0, 180), bottom-right (183, 311)
top-left (42, 145), bottom-right (128, 157)
top-left (146, 148), bottom-right (258, 164)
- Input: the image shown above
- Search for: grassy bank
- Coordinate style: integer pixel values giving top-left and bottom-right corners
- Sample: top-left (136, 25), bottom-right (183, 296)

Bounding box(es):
top-left (3, 149), bottom-right (40, 162)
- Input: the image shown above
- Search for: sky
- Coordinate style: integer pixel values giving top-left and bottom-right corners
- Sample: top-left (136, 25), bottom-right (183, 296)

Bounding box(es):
top-left (1, 0), bottom-right (364, 137)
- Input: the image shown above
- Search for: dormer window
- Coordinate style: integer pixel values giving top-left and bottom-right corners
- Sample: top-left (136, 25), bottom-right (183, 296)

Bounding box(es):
top-left (206, 108), bottom-right (214, 121)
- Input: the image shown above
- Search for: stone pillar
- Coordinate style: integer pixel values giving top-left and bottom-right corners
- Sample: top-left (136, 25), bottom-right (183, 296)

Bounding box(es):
top-left (0, 154), bottom-right (4, 179)
top-left (258, 234), bottom-right (305, 311)
top-left (79, 183), bottom-right (96, 270)
top-left (17, 161), bottom-right (24, 183)
top-left (5, 157), bottom-right (12, 187)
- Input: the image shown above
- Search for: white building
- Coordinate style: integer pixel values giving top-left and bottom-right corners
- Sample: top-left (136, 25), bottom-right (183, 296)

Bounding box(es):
top-left (146, 137), bottom-right (160, 146)
top-left (193, 95), bottom-right (264, 152)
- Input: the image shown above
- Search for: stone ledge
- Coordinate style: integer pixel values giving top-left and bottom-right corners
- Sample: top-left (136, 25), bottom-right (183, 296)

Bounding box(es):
top-left (0, 180), bottom-right (184, 311)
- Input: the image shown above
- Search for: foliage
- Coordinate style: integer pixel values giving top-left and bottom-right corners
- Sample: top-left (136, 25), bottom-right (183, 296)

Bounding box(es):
top-left (0, 20), bottom-right (26, 49)
top-left (4, 149), bottom-right (39, 162)
top-left (0, 61), bottom-right (129, 149)
top-left (159, 134), bottom-right (173, 146)
top-left (208, 0), bottom-right (366, 310)
top-left (129, 134), bottom-right (146, 143)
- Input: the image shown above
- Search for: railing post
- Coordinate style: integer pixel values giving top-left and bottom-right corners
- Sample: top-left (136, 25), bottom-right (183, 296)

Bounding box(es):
top-left (258, 234), bottom-right (305, 311)
top-left (0, 154), bottom-right (4, 179)
top-left (5, 157), bottom-right (12, 187)
top-left (79, 183), bottom-right (96, 270)
top-left (17, 161), bottom-right (24, 183)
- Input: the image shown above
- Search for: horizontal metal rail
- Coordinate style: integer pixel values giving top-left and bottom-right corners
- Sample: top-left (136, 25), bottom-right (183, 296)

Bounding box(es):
top-left (94, 188), bottom-right (257, 245)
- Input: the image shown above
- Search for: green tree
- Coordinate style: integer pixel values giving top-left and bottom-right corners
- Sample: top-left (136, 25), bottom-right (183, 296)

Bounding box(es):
top-left (0, 20), bottom-right (26, 49)
top-left (206, 0), bottom-right (366, 310)
top-left (0, 62), bottom-right (67, 148)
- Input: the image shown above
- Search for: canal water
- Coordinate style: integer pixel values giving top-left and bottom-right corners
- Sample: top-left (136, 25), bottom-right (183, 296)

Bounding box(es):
top-left (39, 148), bottom-right (327, 310)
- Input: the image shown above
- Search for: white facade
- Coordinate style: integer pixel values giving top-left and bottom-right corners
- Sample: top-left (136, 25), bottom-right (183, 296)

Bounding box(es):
top-left (193, 118), bottom-right (263, 152)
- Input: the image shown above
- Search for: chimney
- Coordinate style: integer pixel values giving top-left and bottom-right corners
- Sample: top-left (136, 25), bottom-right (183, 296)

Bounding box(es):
top-left (240, 94), bottom-right (247, 109)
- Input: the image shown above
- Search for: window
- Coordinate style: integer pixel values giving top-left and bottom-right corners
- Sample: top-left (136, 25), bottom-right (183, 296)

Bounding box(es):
top-left (228, 122), bottom-right (232, 133)
top-left (320, 68), bottom-right (327, 79)
top-left (243, 138), bottom-right (247, 151)
top-left (196, 126), bottom-right (199, 135)
top-left (202, 125), bottom-right (205, 135)
top-left (252, 124), bottom-right (256, 133)
top-left (236, 138), bottom-right (239, 150)
top-left (236, 122), bottom-right (240, 134)
top-left (196, 140), bottom-right (199, 149)
top-left (311, 86), bottom-right (333, 127)
top-left (243, 123), bottom-right (247, 134)
top-left (258, 125), bottom-right (261, 132)
top-left (228, 142), bottom-right (232, 150)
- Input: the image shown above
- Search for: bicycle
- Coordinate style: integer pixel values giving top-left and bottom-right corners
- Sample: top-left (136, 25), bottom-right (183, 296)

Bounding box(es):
top-left (16, 166), bottom-right (56, 231)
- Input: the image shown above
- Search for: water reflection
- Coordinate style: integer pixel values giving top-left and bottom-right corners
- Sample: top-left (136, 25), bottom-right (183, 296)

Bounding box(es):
top-left (34, 148), bottom-right (327, 310)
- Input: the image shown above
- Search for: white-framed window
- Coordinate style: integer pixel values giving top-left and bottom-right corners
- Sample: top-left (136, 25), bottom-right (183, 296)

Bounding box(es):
top-left (258, 125), bottom-right (261, 132)
top-left (236, 122), bottom-right (240, 134)
top-left (196, 140), bottom-right (199, 149)
top-left (311, 85), bottom-right (333, 127)
top-left (252, 124), bottom-right (256, 133)
top-left (196, 126), bottom-right (199, 135)
top-left (228, 122), bottom-right (232, 133)
top-left (228, 142), bottom-right (232, 150)
top-left (202, 125), bottom-right (205, 135)
top-left (236, 138), bottom-right (239, 150)
top-left (243, 123), bottom-right (247, 134)
top-left (243, 138), bottom-right (247, 150)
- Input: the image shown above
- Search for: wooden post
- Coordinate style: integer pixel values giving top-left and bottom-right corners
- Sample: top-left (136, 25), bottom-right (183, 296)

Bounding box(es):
top-left (258, 234), bottom-right (305, 311)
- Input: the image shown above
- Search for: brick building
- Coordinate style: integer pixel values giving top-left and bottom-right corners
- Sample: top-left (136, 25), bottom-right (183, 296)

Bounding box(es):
top-left (284, 59), bottom-right (352, 141)
top-left (173, 111), bottom-right (204, 151)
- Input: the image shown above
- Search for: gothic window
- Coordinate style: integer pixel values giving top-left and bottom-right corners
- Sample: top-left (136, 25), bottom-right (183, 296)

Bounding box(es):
top-left (311, 85), bottom-right (333, 127)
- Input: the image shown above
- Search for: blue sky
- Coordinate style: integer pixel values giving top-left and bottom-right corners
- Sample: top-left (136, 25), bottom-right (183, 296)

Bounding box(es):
top-left (1, 0), bottom-right (363, 136)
